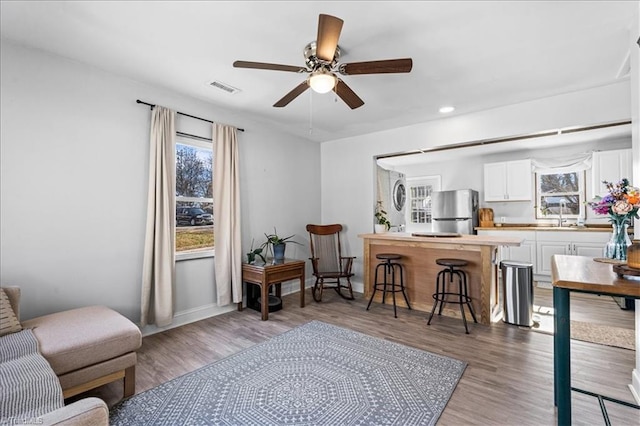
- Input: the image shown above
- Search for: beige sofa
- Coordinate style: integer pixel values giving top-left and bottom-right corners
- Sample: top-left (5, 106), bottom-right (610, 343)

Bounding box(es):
top-left (1, 325), bottom-right (109, 425)
top-left (1, 286), bottom-right (142, 424)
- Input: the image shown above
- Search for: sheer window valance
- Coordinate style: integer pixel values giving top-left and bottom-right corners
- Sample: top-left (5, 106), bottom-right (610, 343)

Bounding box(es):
top-left (531, 152), bottom-right (592, 174)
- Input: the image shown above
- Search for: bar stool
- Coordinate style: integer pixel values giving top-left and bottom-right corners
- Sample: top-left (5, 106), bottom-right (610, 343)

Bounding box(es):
top-left (366, 253), bottom-right (412, 318)
top-left (427, 258), bottom-right (478, 333)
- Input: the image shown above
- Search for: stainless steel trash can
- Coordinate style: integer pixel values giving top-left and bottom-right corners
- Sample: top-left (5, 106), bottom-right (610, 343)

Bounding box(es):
top-left (501, 260), bottom-right (534, 326)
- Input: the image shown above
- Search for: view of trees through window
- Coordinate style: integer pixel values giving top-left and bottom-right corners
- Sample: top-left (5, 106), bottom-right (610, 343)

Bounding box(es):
top-left (175, 140), bottom-right (214, 253)
top-left (536, 171), bottom-right (583, 218)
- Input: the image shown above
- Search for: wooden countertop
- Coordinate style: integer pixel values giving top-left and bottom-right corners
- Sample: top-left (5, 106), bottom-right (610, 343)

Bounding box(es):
top-left (551, 255), bottom-right (640, 297)
top-left (358, 232), bottom-right (522, 247)
top-left (476, 225), bottom-right (617, 232)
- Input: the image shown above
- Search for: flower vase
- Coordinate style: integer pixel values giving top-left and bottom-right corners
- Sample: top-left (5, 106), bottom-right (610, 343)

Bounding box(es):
top-left (603, 215), bottom-right (632, 261)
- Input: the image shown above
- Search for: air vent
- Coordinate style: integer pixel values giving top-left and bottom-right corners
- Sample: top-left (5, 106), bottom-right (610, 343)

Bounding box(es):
top-left (208, 80), bottom-right (240, 94)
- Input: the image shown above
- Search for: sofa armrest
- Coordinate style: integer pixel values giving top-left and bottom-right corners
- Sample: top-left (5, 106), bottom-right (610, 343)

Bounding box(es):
top-left (39, 397), bottom-right (108, 426)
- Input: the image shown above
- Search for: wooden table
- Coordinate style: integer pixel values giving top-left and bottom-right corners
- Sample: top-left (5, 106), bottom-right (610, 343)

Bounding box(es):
top-left (239, 259), bottom-right (306, 320)
top-left (551, 255), bottom-right (640, 425)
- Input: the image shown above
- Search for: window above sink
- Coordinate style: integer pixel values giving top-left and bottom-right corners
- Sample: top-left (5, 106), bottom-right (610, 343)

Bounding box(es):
top-left (535, 171), bottom-right (585, 221)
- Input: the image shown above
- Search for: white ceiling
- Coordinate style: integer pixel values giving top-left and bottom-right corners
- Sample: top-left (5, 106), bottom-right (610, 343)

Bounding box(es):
top-left (0, 1), bottom-right (636, 143)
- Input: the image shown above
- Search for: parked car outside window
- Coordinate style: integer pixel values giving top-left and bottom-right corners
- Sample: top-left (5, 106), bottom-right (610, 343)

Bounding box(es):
top-left (176, 207), bottom-right (214, 226)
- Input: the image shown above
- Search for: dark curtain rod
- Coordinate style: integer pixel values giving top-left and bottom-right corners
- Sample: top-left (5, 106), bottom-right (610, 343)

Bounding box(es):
top-left (136, 99), bottom-right (245, 132)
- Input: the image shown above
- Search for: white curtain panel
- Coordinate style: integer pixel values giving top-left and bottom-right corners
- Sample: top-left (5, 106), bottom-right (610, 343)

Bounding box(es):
top-left (213, 124), bottom-right (242, 306)
top-left (141, 106), bottom-right (176, 327)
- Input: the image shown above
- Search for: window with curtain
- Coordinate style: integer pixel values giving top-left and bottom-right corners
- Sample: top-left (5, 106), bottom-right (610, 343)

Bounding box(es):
top-left (536, 171), bottom-right (585, 219)
top-left (175, 135), bottom-right (214, 254)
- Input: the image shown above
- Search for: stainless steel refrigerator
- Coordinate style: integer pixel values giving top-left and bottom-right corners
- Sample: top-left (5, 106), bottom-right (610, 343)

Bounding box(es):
top-left (432, 189), bottom-right (479, 234)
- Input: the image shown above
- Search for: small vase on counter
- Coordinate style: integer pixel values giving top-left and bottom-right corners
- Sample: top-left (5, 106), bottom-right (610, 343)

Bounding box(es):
top-left (374, 224), bottom-right (387, 234)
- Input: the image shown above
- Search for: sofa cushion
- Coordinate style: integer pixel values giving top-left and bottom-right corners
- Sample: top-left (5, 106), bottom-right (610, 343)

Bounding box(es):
top-left (0, 329), bottom-right (64, 422)
top-left (0, 288), bottom-right (22, 337)
top-left (22, 306), bottom-right (141, 376)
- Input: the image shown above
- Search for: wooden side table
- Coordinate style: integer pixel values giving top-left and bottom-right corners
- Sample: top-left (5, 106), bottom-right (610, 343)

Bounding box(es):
top-left (239, 259), bottom-right (306, 320)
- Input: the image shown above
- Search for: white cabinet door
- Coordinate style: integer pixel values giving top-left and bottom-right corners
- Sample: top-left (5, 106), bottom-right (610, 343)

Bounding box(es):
top-left (477, 230), bottom-right (536, 272)
top-left (484, 162), bottom-right (507, 201)
top-left (483, 159), bottom-right (532, 202)
top-left (572, 242), bottom-right (604, 258)
top-left (537, 241), bottom-right (570, 275)
top-left (505, 159), bottom-right (532, 201)
top-left (591, 149), bottom-right (632, 197)
top-left (506, 241), bottom-right (536, 268)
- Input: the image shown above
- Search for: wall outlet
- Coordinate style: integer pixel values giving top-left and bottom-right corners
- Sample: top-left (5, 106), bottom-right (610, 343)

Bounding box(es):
top-left (500, 217), bottom-right (506, 223)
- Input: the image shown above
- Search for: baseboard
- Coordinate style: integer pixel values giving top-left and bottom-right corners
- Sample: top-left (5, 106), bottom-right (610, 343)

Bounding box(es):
top-left (141, 278), bottom-right (365, 337)
top-left (141, 303), bottom-right (236, 337)
top-left (279, 278), bottom-right (364, 295)
top-left (535, 281), bottom-right (552, 289)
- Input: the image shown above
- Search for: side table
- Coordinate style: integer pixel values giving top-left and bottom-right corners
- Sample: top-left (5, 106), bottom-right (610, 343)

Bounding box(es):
top-left (239, 259), bottom-right (306, 320)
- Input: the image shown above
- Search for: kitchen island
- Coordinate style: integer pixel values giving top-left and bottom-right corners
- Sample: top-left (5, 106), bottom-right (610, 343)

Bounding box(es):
top-left (358, 232), bottom-right (522, 324)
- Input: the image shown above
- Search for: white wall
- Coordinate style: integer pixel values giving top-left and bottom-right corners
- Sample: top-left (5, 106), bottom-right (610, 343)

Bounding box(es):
top-left (396, 136), bottom-right (632, 226)
top-left (0, 39), bottom-right (321, 328)
top-left (321, 79), bottom-right (631, 287)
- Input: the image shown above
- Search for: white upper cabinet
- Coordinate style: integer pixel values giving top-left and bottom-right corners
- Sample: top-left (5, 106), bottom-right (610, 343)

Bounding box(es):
top-left (484, 159), bottom-right (532, 202)
top-left (591, 149), bottom-right (632, 197)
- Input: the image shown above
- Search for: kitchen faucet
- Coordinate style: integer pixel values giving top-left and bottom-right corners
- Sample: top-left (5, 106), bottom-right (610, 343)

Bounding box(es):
top-left (558, 200), bottom-right (566, 227)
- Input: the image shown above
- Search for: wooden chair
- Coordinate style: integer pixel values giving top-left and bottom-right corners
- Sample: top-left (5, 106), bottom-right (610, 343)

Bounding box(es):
top-left (306, 224), bottom-right (355, 302)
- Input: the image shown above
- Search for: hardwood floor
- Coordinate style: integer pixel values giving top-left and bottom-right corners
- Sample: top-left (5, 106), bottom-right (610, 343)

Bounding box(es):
top-left (84, 287), bottom-right (637, 425)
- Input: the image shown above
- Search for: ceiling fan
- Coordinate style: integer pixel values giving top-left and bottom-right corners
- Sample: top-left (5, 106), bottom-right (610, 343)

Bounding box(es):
top-left (233, 14), bottom-right (413, 109)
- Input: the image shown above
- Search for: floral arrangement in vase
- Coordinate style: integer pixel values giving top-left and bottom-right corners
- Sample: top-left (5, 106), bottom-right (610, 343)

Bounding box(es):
top-left (587, 178), bottom-right (639, 260)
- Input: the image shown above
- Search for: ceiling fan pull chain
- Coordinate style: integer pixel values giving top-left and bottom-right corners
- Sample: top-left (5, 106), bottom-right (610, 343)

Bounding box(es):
top-left (309, 90), bottom-right (313, 135)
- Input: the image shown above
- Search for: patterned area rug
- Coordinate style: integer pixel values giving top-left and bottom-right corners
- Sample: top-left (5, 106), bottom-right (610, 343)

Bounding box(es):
top-left (110, 321), bottom-right (466, 425)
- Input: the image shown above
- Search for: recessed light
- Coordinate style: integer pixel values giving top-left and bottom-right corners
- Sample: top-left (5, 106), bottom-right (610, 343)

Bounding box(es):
top-left (439, 106), bottom-right (455, 114)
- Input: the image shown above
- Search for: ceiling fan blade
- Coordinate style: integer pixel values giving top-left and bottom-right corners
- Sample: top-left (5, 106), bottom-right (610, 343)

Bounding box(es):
top-left (335, 79), bottom-right (364, 109)
top-left (273, 81), bottom-right (310, 107)
top-left (339, 58), bottom-right (413, 75)
top-left (316, 14), bottom-right (343, 62)
top-left (233, 60), bottom-right (307, 73)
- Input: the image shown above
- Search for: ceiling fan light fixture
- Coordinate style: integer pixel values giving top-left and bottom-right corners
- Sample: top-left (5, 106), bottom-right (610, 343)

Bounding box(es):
top-left (309, 70), bottom-right (337, 94)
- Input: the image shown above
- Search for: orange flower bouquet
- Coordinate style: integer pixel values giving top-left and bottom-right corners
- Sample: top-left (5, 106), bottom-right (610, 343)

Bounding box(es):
top-left (588, 178), bottom-right (639, 260)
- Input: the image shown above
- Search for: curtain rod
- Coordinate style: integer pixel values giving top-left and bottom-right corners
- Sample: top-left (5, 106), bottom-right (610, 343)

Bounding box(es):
top-left (136, 99), bottom-right (245, 132)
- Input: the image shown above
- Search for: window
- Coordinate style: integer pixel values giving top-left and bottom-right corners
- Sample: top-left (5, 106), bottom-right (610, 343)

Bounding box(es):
top-left (407, 176), bottom-right (441, 226)
top-left (175, 136), bottom-right (214, 255)
top-left (535, 171), bottom-right (585, 219)
top-left (410, 185), bottom-right (433, 224)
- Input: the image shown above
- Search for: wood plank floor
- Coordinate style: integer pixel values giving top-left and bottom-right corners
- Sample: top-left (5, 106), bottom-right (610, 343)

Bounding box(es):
top-left (83, 287), bottom-right (638, 425)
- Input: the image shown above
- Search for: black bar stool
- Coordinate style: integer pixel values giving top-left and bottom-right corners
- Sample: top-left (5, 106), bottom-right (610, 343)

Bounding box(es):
top-left (366, 253), bottom-right (412, 318)
top-left (427, 258), bottom-right (478, 333)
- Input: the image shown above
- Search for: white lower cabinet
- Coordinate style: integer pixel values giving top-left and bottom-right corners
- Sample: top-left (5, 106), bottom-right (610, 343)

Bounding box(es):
top-left (477, 230), bottom-right (536, 271)
top-left (535, 231), bottom-right (609, 276)
top-left (477, 229), bottom-right (610, 279)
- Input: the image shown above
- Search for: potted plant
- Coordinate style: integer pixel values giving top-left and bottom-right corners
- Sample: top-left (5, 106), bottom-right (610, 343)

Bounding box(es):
top-left (374, 201), bottom-right (391, 233)
top-left (246, 239), bottom-right (266, 264)
top-left (261, 227), bottom-right (301, 262)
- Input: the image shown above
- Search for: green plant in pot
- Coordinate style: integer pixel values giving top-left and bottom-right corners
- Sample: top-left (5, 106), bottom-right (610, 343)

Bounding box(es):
top-left (262, 228), bottom-right (301, 262)
top-left (374, 201), bottom-right (391, 233)
top-left (246, 239), bottom-right (266, 264)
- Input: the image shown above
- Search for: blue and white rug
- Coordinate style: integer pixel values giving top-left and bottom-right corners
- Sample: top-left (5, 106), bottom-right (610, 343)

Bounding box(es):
top-left (110, 321), bottom-right (466, 425)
